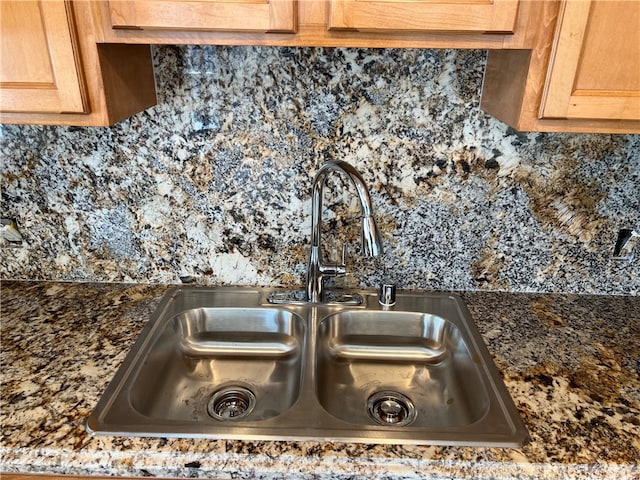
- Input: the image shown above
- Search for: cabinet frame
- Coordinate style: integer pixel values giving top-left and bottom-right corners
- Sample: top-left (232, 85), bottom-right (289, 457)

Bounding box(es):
top-left (89, 0), bottom-right (538, 49)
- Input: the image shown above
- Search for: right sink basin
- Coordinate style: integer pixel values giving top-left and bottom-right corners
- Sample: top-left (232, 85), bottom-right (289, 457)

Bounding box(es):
top-left (310, 292), bottom-right (529, 446)
top-left (316, 310), bottom-right (489, 429)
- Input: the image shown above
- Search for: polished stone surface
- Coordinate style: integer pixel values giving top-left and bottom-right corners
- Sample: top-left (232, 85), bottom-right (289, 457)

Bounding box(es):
top-left (1, 281), bottom-right (638, 479)
top-left (1, 47), bottom-right (639, 295)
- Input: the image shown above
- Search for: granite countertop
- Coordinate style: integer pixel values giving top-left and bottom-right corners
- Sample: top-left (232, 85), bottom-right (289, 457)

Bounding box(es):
top-left (1, 281), bottom-right (639, 479)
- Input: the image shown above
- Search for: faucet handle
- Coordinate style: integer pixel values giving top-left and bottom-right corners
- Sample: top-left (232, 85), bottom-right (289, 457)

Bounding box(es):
top-left (320, 243), bottom-right (348, 277)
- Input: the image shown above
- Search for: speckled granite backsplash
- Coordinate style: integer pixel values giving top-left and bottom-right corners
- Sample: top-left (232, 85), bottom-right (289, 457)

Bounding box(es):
top-left (1, 46), bottom-right (638, 294)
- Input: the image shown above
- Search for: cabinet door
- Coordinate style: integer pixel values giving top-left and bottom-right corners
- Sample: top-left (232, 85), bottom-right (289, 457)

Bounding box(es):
top-left (107, 0), bottom-right (296, 33)
top-left (0, 0), bottom-right (87, 114)
top-left (329, 0), bottom-right (519, 33)
top-left (540, 0), bottom-right (640, 121)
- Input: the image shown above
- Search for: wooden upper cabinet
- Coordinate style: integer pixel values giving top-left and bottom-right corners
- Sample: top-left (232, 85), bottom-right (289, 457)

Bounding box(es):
top-left (481, 0), bottom-right (640, 133)
top-left (106, 0), bottom-right (297, 33)
top-left (0, 0), bottom-right (87, 114)
top-left (539, 0), bottom-right (640, 121)
top-left (328, 0), bottom-right (520, 34)
top-left (0, 1), bottom-right (157, 126)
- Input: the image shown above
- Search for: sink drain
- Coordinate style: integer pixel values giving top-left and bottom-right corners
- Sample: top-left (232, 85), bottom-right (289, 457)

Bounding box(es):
top-left (367, 391), bottom-right (417, 427)
top-left (207, 386), bottom-right (256, 421)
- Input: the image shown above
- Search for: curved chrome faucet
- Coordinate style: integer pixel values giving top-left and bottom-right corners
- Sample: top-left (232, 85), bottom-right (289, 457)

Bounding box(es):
top-left (306, 160), bottom-right (384, 303)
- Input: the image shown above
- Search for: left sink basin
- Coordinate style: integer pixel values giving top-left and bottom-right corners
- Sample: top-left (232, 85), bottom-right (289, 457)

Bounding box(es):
top-left (87, 288), bottom-right (306, 435)
top-left (130, 307), bottom-right (304, 422)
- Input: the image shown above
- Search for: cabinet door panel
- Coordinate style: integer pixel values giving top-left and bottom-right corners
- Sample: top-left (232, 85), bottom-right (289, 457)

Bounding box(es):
top-left (107, 0), bottom-right (296, 32)
top-left (540, 0), bottom-right (640, 121)
top-left (0, 0), bottom-right (87, 114)
top-left (329, 0), bottom-right (519, 33)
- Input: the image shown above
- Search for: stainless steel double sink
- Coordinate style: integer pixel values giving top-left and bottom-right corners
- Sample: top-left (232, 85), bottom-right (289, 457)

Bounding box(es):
top-left (87, 287), bottom-right (529, 446)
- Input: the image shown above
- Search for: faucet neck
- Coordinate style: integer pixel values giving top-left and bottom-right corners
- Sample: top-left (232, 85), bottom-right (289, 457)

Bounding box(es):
top-left (306, 161), bottom-right (383, 303)
top-left (310, 160), bottom-right (375, 246)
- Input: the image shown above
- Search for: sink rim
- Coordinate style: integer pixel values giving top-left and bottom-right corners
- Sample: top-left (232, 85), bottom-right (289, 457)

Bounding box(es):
top-left (86, 286), bottom-right (530, 447)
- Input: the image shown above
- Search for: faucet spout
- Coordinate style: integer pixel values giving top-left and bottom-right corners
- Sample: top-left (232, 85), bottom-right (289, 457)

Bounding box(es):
top-left (361, 214), bottom-right (384, 257)
top-left (306, 160), bottom-right (384, 303)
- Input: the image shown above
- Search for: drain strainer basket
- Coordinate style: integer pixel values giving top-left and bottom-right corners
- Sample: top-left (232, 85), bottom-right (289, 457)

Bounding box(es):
top-left (367, 391), bottom-right (417, 427)
top-left (207, 386), bottom-right (256, 421)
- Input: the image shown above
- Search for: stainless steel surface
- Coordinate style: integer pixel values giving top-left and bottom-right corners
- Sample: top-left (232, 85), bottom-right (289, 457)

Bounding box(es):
top-left (126, 305), bottom-right (304, 423)
top-left (306, 160), bottom-right (384, 303)
top-left (316, 310), bottom-right (488, 428)
top-left (267, 289), bottom-right (363, 306)
top-left (87, 286), bottom-right (529, 446)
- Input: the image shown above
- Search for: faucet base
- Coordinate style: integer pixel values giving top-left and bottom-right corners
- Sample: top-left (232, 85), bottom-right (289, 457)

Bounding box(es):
top-left (267, 289), bottom-right (363, 306)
